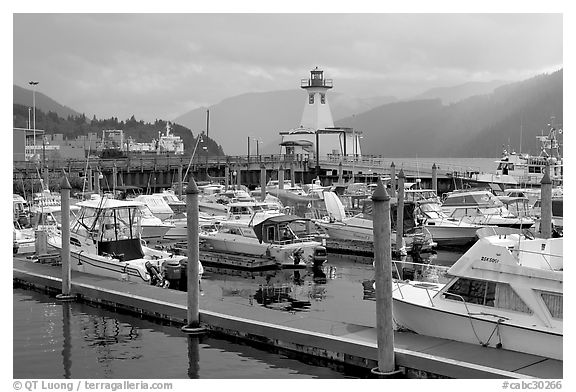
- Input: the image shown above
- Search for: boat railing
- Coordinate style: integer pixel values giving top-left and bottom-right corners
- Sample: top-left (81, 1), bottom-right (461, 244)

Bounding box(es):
top-left (391, 260), bottom-right (450, 304)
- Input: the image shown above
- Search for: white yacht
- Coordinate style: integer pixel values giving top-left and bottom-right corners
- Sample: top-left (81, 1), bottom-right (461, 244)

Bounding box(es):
top-left (441, 189), bottom-right (534, 228)
top-left (392, 233), bottom-right (562, 360)
top-left (315, 192), bottom-right (436, 254)
top-left (200, 214), bottom-right (327, 268)
top-left (47, 197), bottom-right (202, 286)
top-left (404, 188), bottom-right (484, 247)
top-left (134, 194), bottom-right (175, 220)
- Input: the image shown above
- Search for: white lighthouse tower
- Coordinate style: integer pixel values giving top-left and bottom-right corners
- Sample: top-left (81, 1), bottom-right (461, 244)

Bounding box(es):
top-left (280, 67), bottom-right (361, 161)
top-left (300, 67), bottom-right (335, 130)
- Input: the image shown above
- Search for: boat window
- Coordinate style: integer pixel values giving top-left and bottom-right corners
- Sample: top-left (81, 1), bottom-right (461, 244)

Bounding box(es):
top-left (494, 283), bottom-right (532, 314)
top-left (267, 226), bottom-right (276, 242)
top-left (540, 292), bottom-right (563, 319)
top-left (443, 196), bottom-right (465, 206)
top-left (444, 278), bottom-right (496, 306)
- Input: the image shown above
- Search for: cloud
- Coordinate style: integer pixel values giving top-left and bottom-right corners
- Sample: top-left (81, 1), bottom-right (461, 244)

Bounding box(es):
top-left (13, 13), bottom-right (562, 122)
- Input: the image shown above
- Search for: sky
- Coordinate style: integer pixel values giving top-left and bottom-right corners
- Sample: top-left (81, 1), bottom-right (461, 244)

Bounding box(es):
top-left (11, 9), bottom-right (564, 123)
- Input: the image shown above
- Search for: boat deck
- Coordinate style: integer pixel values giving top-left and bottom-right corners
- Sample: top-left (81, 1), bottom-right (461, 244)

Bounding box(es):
top-left (13, 256), bottom-right (562, 379)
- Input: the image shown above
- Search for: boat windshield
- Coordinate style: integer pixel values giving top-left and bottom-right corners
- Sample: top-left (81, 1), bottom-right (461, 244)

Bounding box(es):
top-left (71, 206), bottom-right (142, 241)
top-left (419, 202), bottom-right (446, 219)
top-left (443, 192), bottom-right (504, 208)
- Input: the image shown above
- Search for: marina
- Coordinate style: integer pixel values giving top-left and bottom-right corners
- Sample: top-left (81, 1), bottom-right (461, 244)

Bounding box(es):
top-left (12, 14), bottom-right (564, 382)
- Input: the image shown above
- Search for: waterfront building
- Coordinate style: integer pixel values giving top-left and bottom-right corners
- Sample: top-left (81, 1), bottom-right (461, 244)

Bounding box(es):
top-left (280, 67), bottom-right (362, 159)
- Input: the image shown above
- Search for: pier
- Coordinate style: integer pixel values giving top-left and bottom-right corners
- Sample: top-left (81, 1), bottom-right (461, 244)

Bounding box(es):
top-left (13, 257), bottom-right (562, 379)
top-left (13, 153), bottom-right (473, 194)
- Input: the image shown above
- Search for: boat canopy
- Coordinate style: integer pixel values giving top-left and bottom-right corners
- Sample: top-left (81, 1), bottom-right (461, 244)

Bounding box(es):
top-left (253, 214), bottom-right (309, 243)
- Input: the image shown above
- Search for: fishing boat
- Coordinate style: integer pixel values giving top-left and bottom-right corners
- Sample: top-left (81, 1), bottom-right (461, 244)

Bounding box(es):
top-left (392, 232), bottom-right (563, 360)
top-left (461, 123), bottom-right (563, 188)
top-left (199, 214), bottom-right (327, 268)
top-left (314, 191), bottom-right (436, 255)
top-left (441, 189), bottom-right (534, 228)
top-left (46, 197), bottom-right (202, 286)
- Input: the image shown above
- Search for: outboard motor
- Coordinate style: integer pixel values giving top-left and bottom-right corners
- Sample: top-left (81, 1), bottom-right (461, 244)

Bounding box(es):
top-left (312, 245), bottom-right (327, 267)
top-left (162, 259), bottom-right (182, 290)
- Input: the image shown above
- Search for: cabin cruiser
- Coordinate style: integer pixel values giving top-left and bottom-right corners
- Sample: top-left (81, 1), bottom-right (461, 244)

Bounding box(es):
top-left (138, 204), bottom-right (175, 243)
top-left (152, 190), bottom-right (186, 215)
top-left (441, 189), bottom-right (534, 228)
top-left (46, 197), bottom-right (202, 286)
top-left (134, 194), bottom-right (175, 220)
top-left (200, 214), bottom-right (327, 268)
top-left (314, 192), bottom-right (436, 254)
top-left (198, 187), bottom-right (255, 216)
top-left (392, 231), bottom-right (562, 360)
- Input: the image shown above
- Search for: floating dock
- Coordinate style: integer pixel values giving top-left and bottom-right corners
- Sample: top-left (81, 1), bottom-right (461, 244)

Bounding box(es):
top-left (13, 257), bottom-right (562, 379)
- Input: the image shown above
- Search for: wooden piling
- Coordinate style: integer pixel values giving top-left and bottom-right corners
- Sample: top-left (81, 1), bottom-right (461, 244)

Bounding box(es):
top-left (278, 165), bottom-right (285, 190)
top-left (370, 179), bottom-right (400, 377)
top-left (389, 162), bottom-right (396, 198)
top-left (56, 175), bottom-right (75, 301)
top-left (540, 168), bottom-right (553, 238)
top-left (87, 167), bottom-right (93, 192)
top-left (112, 165), bottom-right (117, 194)
top-left (95, 170), bottom-right (101, 195)
top-left (182, 178), bottom-right (204, 334)
top-left (178, 165), bottom-right (183, 199)
top-left (432, 163), bottom-right (438, 194)
top-left (225, 165), bottom-right (230, 191)
top-left (396, 169), bottom-right (405, 252)
top-left (260, 164), bottom-right (267, 202)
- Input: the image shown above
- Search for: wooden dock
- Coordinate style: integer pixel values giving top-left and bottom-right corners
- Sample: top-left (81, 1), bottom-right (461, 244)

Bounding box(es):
top-left (13, 256), bottom-right (562, 379)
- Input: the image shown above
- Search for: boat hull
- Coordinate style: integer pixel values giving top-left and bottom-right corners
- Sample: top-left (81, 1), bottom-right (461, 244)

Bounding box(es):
top-left (141, 224), bottom-right (173, 243)
top-left (425, 224), bottom-right (479, 247)
top-left (200, 232), bottom-right (325, 267)
top-left (392, 293), bottom-right (562, 360)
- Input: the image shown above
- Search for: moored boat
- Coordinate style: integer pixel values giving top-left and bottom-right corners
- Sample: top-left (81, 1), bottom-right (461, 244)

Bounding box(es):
top-left (392, 233), bottom-right (562, 360)
top-left (46, 197), bottom-right (202, 286)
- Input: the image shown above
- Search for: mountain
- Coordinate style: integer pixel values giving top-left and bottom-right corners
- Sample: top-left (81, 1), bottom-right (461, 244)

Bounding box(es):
top-left (13, 85), bottom-right (82, 120)
top-left (173, 90), bottom-right (396, 155)
top-left (410, 80), bottom-right (509, 104)
top-left (335, 70), bottom-right (562, 157)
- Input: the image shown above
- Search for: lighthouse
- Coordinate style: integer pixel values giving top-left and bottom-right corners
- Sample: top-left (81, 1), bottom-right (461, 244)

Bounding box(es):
top-left (300, 67), bottom-right (335, 130)
top-left (280, 67), bottom-right (362, 162)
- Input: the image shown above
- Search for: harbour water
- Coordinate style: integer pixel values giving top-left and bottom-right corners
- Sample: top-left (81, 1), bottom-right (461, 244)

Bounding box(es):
top-left (13, 249), bottom-right (463, 379)
top-left (13, 288), bottom-right (350, 379)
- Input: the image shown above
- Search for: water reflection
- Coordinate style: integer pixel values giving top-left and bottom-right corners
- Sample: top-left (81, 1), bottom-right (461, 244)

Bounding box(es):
top-left (187, 336), bottom-right (200, 379)
top-left (206, 265), bottom-right (333, 313)
top-left (61, 302), bottom-right (72, 379)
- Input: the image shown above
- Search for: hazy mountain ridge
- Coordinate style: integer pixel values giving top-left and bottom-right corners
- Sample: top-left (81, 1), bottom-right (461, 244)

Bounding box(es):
top-left (410, 80), bottom-right (509, 104)
top-left (335, 70), bottom-right (562, 157)
top-left (13, 70), bottom-right (562, 158)
top-left (13, 85), bottom-right (82, 120)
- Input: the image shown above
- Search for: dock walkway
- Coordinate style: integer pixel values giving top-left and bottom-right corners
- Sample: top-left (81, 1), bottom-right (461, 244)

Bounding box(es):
top-left (13, 257), bottom-right (562, 379)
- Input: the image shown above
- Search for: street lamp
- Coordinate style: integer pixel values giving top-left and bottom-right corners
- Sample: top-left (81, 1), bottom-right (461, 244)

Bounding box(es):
top-left (29, 81), bottom-right (39, 159)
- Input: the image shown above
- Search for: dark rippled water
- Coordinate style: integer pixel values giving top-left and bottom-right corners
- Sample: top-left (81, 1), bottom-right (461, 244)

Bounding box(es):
top-left (13, 247), bottom-right (464, 379)
top-left (13, 288), bottom-right (350, 379)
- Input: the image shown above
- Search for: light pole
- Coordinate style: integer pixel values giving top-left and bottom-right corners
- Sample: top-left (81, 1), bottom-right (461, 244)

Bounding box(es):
top-left (29, 81), bottom-right (39, 159)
